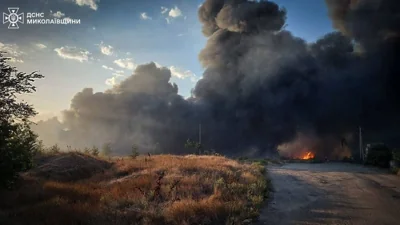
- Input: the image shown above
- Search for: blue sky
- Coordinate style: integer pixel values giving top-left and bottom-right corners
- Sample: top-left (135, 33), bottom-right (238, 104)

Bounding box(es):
top-left (0, 0), bottom-right (334, 121)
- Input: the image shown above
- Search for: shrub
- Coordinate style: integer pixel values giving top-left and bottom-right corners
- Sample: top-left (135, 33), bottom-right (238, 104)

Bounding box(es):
top-left (0, 123), bottom-right (39, 188)
top-left (238, 156), bottom-right (249, 161)
top-left (34, 140), bottom-right (46, 155)
top-left (48, 144), bottom-right (61, 154)
top-left (83, 147), bottom-right (91, 154)
top-left (101, 143), bottom-right (112, 157)
top-left (131, 145), bottom-right (139, 159)
top-left (90, 146), bottom-right (99, 156)
top-left (184, 139), bottom-right (203, 155)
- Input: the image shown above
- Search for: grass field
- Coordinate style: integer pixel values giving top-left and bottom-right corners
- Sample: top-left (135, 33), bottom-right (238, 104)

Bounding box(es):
top-left (0, 152), bottom-right (268, 225)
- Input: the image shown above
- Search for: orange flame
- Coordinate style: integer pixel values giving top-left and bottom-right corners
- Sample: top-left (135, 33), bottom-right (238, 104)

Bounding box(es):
top-left (302, 152), bottom-right (315, 160)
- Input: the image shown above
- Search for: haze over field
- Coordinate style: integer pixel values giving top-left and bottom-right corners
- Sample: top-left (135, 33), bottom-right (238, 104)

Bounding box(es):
top-left (6, 0), bottom-right (399, 157)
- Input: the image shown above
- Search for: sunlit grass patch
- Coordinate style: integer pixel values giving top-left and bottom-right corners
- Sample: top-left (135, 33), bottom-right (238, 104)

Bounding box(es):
top-left (0, 153), bottom-right (269, 225)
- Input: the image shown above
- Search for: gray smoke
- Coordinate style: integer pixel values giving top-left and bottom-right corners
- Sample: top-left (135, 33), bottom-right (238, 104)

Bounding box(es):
top-left (325, 0), bottom-right (400, 50)
top-left (34, 63), bottom-right (198, 154)
top-left (34, 0), bottom-right (400, 157)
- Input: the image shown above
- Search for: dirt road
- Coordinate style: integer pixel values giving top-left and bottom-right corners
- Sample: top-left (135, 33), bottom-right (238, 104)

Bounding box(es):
top-left (257, 163), bottom-right (400, 225)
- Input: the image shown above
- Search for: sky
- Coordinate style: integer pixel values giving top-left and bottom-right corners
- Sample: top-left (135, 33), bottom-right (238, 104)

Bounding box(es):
top-left (0, 0), bottom-right (334, 122)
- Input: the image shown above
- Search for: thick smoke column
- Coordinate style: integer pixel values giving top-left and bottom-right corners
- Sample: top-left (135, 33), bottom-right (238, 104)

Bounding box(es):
top-left (34, 0), bottom-right (400, 157)
top-left (325, 0), bottom-right (400, 50)
top-left (324, 0), bottom-right (400, 142)
top-left (35, 63), bottom-right (199, 154)
top-left (195, 0), bottom-right (317, 153)
top-left (194, 0), bottom-right (359, 155)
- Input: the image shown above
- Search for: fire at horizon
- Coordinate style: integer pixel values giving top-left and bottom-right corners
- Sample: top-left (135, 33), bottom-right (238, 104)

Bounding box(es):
top-left (302, 152), bottom-right (315, 160)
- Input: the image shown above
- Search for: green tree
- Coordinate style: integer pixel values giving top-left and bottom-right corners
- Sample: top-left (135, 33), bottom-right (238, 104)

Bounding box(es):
top-left (0, 52), bottom-right (44, 188)
top-left (184, 139), bottom-right (203, 155)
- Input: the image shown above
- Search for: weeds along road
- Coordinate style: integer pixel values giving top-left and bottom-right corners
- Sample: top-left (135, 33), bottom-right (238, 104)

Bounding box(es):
top-left (257, 163), bottom-right (400, 225)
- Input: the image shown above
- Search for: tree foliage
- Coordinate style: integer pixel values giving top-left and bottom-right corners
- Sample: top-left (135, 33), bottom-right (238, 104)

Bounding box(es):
top-left (0, 52), bottom-right (44, 188)
top-left (185, 139), bottom-right (203, 155)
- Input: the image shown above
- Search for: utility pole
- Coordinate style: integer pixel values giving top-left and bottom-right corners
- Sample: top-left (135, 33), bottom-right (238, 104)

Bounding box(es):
top-left (199, 123), bottom-right (202, 145)
top-left (359, 126), bottom-right (363, 162)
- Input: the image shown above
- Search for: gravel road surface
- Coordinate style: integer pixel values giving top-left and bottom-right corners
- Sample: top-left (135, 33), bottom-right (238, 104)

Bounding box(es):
top-left (257, 163), bottom-right (400, 225)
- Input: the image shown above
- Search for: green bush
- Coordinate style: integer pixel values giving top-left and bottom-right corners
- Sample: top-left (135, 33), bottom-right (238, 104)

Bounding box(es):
top-left (131, 145), bottom-right (139, 159)
top-left (0, 123), bottom-right (39, 188)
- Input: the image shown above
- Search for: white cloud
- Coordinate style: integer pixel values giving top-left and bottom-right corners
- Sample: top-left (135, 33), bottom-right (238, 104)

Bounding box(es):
top-left (113, 72), bottom-right (124, 77)
top-left (105, 71), bottom-right (125, 86)
top-left (98, 42), bottom-right (113, 56)
top-left (102, 65), bottom-right (124, 74)
top-left (0, 42), bottom-right (25, 62)
top-left (169, 6), bottom-right (182, 18)
top-left (105, 77), bottom-right (117, 86)
top-left (73, 0), bottom-right (98, 11)
top-left (140, 12), bottom-right (152, 20)
top-left (102, 65), bottom-right (114, 70)
top-left (0, 42), bottom-right (24, 56)
top-left (114, 58), bottom-right (136, 70)
top-left (161, 6), bottom-right (169, 14)
top-left (8, 58), bottom-right (24, 63)
top-left (51, 11), bottom-right (65, 18)
top-left (163, 6), bottom-right (183, 24)
top-left (155, 63), bottom-right (198, 82)
top-left (54, 46), bottom-right (91, 62)
top-left (169, 66), bottom-right (197, 81)
top-left (35, 43), bottom-right (47, 49)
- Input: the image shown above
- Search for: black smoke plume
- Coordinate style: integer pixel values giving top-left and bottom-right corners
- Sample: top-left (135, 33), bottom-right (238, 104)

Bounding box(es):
top-left (34, 0), bottom-right (400, 157)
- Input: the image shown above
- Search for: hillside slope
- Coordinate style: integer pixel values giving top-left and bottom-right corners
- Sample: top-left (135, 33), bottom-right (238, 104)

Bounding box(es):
top-left (0, 153), bottom-right (268, 225)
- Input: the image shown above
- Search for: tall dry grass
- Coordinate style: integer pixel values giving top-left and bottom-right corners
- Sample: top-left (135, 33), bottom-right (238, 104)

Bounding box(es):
top-left (0, 153), bottom-right (268, 225)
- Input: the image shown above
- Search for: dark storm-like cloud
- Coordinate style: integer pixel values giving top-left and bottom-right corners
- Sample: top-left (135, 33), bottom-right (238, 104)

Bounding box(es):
top-left (34, 0), bottom-right (400, 157)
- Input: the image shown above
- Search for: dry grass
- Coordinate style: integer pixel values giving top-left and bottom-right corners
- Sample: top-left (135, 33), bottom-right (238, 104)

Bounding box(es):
top-left (0, 153), bottom-right (268, 225)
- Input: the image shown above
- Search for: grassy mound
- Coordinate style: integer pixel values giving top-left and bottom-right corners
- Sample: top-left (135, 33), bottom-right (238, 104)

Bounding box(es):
top-left (0, 153), bottom-right (268, 225)
top-left (28, 152), bottom-right (112, 182)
